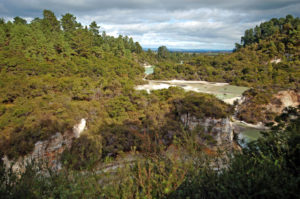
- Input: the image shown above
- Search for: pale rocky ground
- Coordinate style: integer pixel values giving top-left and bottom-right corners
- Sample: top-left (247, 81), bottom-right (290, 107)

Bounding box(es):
top-left (180, 114), bottom-right (234, 147)
top-left (135, 79), bottom-right (248, 105)
top-left (266, 90), bottom-right (300, 113)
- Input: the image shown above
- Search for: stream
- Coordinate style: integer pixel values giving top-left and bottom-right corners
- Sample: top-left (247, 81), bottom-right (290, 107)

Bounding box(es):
top-left (137, 65), bottom-right (266, 144)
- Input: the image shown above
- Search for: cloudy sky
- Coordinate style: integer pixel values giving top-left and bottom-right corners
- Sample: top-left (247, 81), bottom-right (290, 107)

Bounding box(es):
top-left (0, 0), bottom-right (299, 49)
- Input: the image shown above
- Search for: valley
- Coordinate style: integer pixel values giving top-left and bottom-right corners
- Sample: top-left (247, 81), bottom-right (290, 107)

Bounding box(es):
top-left (137, 64), bottom-right (266, 144)
top-left (0, 10), bottom-right (299, 199)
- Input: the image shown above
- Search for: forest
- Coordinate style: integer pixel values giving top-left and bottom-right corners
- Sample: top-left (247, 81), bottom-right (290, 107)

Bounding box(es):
top-left (0, 10), bottom-right (299, 198)
top-left (0, 10), bottom-right (236, 160)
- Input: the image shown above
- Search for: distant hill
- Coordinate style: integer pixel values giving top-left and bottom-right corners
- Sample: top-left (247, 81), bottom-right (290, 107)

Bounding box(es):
top-left (143, 48), bottom-right (232, 53)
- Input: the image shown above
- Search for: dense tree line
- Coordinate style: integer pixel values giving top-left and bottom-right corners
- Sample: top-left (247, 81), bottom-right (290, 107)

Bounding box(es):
top-left (237, 15), bottom-right (300, 48)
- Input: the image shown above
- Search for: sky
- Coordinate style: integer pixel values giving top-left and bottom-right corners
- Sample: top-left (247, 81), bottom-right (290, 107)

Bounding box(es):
top-left (0, 0), bottom-right (299, 50)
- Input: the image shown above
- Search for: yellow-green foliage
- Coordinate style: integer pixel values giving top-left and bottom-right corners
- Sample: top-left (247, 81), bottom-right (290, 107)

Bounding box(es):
top-left (0, 9), bottom-right (231, 162)
top-left (0, 10), bottom-right (146, 159)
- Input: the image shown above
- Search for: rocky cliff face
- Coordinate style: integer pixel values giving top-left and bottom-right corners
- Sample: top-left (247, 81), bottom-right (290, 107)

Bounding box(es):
top-left (237, 90), bottom-right (300, 124)
top-left (266, 90), bottom-right (300, 113)
top-left (2, 119), bottom-right (87, 172)
top-left (180, 114), bottom-right (234, 147)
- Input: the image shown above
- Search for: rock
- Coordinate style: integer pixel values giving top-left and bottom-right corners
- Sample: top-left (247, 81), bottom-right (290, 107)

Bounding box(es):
top-left (266, 90), bottom-right (300, 113)
top-left (270, 58), bottom-right (281, 64)
top-left (237, 90), bottom-right (299, 124)
top-left (180, 114), bottom-right (234, 146)
top-left (73, 118), bottom-right (87, 138)
top-left (2, 118), bottom-right (87, 172)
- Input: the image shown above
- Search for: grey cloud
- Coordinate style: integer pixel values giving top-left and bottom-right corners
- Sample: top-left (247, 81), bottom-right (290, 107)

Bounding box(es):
top-left (1, 0), bottom-right (299, 16)
top-left (0, 0), bottom-right (299, 49)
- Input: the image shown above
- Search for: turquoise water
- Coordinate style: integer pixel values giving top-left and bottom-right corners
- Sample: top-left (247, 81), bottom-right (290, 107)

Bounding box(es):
top-left (239, 127), bottom-right (262, 142)
top-left (188, 84), bottom-right (249, 100)
top-left (145, 66), bottom-right (154, 75)
top-left (144, 80), bottom-right (249, 101)
top-left (235, 123), bottom-right (265, 147)
top-left (142, 66), bottom-right (248, 101)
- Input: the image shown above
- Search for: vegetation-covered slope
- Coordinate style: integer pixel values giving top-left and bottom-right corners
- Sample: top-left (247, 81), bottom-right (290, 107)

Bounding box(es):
top-left (0, 10), bottom-right (299, 199)
top-left (149, 15), bottom-right (300, 124)
top-left (150, 15), bottom-right (300, 89)
top-left (0, 107), bottom-right (298, 198)
top-left (0, 10), bottom-right (232, 161)
top-left (0, 10), bottom-right (146, 159)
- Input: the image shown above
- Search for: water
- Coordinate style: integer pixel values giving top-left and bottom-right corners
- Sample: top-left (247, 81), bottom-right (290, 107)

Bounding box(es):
top-left (235, 123), bottom-right (264, 147)
top-left (145, 66), bottom-right (154, 75)
top-left (139, 65), bottom-right (249, 104)
top-left (240, 128), bottom-right (262, 142)
top-left (136, 80), bottom-right (249, 104)
top-left (139, 64), bottom-right (263, 144)
top-left (232, 118), bottom-right (269, 146)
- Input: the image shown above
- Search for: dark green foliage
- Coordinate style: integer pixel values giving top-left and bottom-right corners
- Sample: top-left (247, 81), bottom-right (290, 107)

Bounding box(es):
top-left (13, 17), bottom-right (27, 25)
top-left (61, 134), bottom-right (102, 170)
top-left (61, 13), bottom-right (81, 33)
top-left (174, 92), bottom-right (232, 119)
top-left (89, 21), bottom-right (100, 35)
top-left (240, 15), bottom-right (300, 47)
top-left (157, 45), bottom-right (170, 59)
top-left (42, 10), bottom-right (60, 32)
top-left (100, 122), bottom-right (142, 158)
top-left (135, 42), bottom-right (143, 54)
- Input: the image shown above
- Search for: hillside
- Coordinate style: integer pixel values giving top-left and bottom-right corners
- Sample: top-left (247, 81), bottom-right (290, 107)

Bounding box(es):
top-left (0, 10), bottom-right (145, 159)
top-left (150, 15), bottom-right (300, 88)
top-left (0, 11), bottom-right (299, 199)
top-left (148, 15), bottom-right (300, 123)
top-left (0, 10), bottom-right (233, 161)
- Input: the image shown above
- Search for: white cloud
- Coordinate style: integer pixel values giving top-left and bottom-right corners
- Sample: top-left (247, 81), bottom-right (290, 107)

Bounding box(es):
top-left (0, 0), bottom-right (299, 49)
